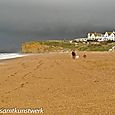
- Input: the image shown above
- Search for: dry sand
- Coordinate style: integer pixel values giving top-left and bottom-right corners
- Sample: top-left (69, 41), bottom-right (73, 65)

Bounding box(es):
top-left (0, 52), bottom-right (115, 115)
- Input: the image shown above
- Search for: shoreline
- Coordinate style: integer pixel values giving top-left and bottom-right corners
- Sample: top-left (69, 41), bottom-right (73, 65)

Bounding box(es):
top-left (0, 51), bottom-right (114, 63)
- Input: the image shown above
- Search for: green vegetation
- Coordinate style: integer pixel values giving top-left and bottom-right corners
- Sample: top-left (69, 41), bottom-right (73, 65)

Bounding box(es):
top-left (77, 44), bottom-right (113, 51)
top-left (21, 40), bottom-right (115, 53)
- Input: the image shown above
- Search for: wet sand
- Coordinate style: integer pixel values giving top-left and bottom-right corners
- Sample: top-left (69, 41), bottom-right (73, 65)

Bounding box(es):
top-left (0, 52), bottom-right (115, 115)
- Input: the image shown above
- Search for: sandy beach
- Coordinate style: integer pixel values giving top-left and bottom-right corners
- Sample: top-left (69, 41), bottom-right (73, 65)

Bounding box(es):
top-left (0, 52), bottom-right (115, 115)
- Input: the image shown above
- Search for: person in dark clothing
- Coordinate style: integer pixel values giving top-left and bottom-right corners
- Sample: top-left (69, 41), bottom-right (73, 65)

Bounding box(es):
top-left (83, 53), bottom-right (87, 58)
top-left (72, 51), bottom-right (76, 59)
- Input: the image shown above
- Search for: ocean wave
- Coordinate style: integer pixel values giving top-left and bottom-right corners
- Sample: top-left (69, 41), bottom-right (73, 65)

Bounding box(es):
top-left (0, 53), bottom-right (25, 60)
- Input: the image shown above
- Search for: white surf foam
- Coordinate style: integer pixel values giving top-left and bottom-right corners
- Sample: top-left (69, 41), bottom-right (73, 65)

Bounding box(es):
top-left (0, 53), bottom-right (25, 60)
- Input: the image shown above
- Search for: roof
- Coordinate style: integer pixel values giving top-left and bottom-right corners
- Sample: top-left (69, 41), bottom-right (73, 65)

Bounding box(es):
top-left (106, 32), bottom-right (113, 35)
top-left (106, 31), bottom-right (115, 35)
top-left (89, 32), bottom-right (103, 37)
top-left (88, 31), bottom-right (115, 36)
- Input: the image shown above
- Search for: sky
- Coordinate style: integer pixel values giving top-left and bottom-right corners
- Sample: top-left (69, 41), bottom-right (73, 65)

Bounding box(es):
top-left (0, 0), bottom-right (115, 52)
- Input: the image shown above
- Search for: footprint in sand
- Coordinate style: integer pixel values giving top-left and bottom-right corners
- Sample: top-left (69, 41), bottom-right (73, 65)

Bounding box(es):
top-left (4, 82), bottom-right (29, 95)
top-left (23, 72), bottom-right (31, 79)
top-left (8, 72), bottom-right (18, 78)
top-left (20, 83), bottom-right (25, 88)
top-left (20, 82), bottom-right (29, 88)
top-left (8, 74), bottom-right (14, 77)
top-left (94, 80), bottom-right (99, 83)
top-left (34, 60), bottom-right (43, 70)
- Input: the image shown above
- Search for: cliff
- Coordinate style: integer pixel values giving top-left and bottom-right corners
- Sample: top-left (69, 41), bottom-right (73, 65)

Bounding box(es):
top-left (21, 41), bottom-right (50, 53)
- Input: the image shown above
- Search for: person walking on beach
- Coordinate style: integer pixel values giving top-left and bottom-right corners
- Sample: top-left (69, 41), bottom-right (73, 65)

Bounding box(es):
top-left (72, 50), bottom-right (76, 59)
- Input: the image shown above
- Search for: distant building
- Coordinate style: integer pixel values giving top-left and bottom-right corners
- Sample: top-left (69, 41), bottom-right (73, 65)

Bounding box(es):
top-left (87, 32), bottom-right (103, 40)
top-left (88, 31), bottom-right (115, 41)
top-left (71, 31), bottom-right (115, 43)
top-left (74, 38), bottom-right (87, 42)
top-left (103, 31), bottom-right (115, 41)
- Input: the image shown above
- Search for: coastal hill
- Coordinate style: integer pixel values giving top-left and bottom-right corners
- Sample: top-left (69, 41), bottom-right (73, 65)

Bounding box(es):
top-left (21, 40), bottom-right (74, 53)
top-left (21, 40), bottom-right (115, 53)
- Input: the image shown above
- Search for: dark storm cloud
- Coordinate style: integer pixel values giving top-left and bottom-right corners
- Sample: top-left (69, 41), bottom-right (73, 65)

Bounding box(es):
top-left (0, 0), bottom-right (115, 51)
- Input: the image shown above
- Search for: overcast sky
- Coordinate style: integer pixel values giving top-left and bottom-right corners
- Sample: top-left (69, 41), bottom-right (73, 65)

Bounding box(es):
top-left (0, 0), bottom-right (115, 52)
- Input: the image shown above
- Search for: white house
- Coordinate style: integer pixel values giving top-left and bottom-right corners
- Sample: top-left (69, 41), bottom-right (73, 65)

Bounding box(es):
top-left (74, 38), bottom-right (87, 42)
top-left (103, 32), bottom-right (115, 41)
top-left (88, 31), bottom-right (115, 41)
top-left (73, 31), bottom-right (115, 43)
top-left (88, 32), bottom-right (103, 40)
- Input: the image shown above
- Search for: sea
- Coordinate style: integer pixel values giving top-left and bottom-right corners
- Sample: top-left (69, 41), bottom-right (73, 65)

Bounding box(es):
top-left (0, 53), bottom-right (25, 60)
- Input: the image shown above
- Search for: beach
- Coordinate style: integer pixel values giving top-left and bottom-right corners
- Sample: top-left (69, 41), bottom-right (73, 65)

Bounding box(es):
top-left (0, 52), bottom-right (115, 114)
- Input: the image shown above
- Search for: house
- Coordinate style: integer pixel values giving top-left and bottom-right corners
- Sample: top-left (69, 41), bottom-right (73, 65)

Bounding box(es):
top-left (88, 31), bottom-right (115, 41)
top-left (88, 32), bottom-right (103, 40)
top-left (103, 31), bottom-right (115, 41)
top-left (74, 38), bottom-right (87, 42)
top-left (73, 31), bottom-right (115, 43)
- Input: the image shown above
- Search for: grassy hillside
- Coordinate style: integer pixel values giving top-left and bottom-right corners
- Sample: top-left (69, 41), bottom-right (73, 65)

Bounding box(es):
top-left (21, 40), bottom-right (74, 53)
top-left (21, 40), bottom-right (115, 53)
top-left (76, 43), bottom-right (115, 51)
